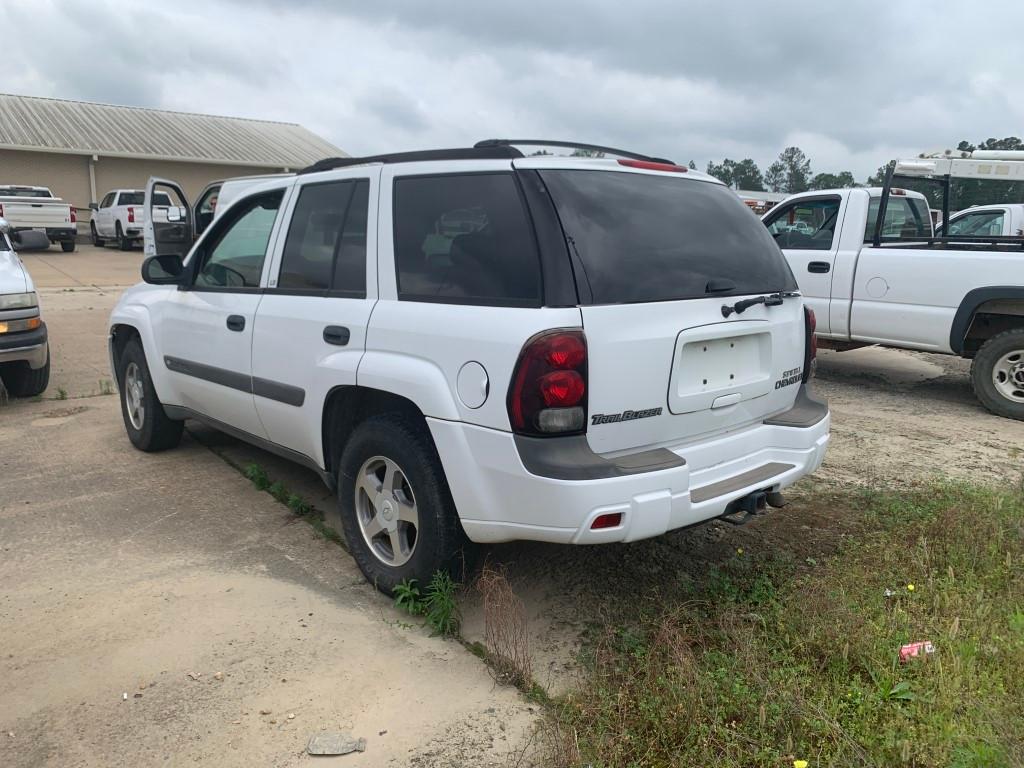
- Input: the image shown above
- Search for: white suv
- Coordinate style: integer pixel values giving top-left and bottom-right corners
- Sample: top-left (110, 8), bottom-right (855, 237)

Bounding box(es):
top-left (107, 141), bottom-right (830, 593)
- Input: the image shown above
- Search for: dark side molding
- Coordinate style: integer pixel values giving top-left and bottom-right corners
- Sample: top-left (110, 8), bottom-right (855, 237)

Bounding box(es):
top-left (164, 356), bottom-right (305, 407)
top-left (514, 434), bottom-right (685, 481)
top-left (949, 286), bottom-right (1024, 354)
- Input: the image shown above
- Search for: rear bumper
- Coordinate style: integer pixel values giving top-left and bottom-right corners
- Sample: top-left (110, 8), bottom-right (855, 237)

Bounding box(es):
top-left (430, 386), bottom-right (829, 545)
top-left (0, 323), bottom-right (48, 368)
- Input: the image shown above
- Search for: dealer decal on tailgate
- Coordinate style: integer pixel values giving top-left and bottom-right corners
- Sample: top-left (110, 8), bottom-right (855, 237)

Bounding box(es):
top-left (775, 367), bottom-right (802, 389)
top-left (591, 407), bottom-right (663, 426)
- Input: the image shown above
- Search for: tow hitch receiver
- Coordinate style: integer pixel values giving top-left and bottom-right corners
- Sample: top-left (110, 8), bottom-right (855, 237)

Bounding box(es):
top-left (719, 489), bottom-right (785, 526)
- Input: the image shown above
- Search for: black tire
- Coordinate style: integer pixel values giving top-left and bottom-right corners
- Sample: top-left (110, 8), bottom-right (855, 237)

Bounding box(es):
top-left (337, 413), bottom-right (474, 595)
top-left (0, 347), bottom-right (50, 397)
top-left (117, 337), bottom-right (183, 451)
top-left (116, 222), bottom-right (131, 251)
top-left (61, 240), bottom-right (76, 253)
top-left (971, 328), bottom-right (1024, 421)
top-left (91, 223), bottom-right (105, 247)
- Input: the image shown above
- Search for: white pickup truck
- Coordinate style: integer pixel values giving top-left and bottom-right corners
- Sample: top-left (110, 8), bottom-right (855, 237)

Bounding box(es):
top-left (0, 220), bottom-right (50, 396)
top-left (0, 185), bottom-right (77, 252)
top-left (763, 151), bottom-right (1024, 420)
top-left (90, 189), bottom-right (183, 250)
top-left (938, 203), bottom-right (1024, 238)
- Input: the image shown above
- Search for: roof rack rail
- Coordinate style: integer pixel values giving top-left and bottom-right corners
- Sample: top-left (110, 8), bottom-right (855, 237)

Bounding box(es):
top-left (297, 145), bottom-right (524, 175)
top-left (475, 139), bottom-right (674, 165)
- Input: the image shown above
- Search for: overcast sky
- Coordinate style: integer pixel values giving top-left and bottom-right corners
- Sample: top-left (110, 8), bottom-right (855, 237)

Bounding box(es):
top-left (3, 1), bottom-right (1022, 180)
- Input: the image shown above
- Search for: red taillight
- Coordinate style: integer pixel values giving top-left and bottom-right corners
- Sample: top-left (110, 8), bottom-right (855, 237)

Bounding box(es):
top-left (128, 207), bottom-right (136, 223)
top-left (70, 208), bottom-right (77, 223)
top-left (0, 203), bottom-right (4, 217)
top-left (802, 307), bottom-right (817, 383)
top-left (508, 329), bottom-right (588, 436)
top-left (617, 158), bottom-right (688, 173)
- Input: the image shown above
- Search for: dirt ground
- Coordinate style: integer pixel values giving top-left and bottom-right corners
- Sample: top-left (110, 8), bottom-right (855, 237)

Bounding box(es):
top-left (3, 245), bottom-right (1024, 762)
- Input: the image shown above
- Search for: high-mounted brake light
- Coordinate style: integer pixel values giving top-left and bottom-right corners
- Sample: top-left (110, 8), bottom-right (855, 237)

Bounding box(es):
top-left (802, 307), bottom-right (817, 383)
top-left (508, 329), bottom-right (588, 436)
top-left (128, 207), bottom-right (136, 223)
top-left (891, 188), bottom-right (907, 196)
top-left (617, 159), bottom-right (688, 173)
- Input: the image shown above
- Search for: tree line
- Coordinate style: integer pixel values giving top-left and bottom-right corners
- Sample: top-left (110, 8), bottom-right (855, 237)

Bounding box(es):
top-left (700, 136), bottom-right (1024, 208)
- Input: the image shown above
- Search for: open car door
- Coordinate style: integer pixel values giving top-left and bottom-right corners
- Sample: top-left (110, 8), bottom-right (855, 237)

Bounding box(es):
top-left (143, 177), bottom-right (193, 259)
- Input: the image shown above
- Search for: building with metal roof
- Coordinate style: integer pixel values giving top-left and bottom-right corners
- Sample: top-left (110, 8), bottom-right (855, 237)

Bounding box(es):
top-left (0, 93), bottom-right (345, 225)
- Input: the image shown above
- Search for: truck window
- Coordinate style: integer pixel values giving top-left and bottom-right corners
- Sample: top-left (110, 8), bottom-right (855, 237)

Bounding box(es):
top-left (393, 173), bottom-right (542, 306)
top-left (764, 197), bottom-right (841, 250)
top-left (0, 187), bottom-right (52, 198)
top-left (278, 179), bottom-right (369, 296)
top-left (539, 170), bottom-right (796, 304)
top-left (864, 197), bottom-right (931, 241)
top-left (100, 192), bottom-right (115, 208)
top-left (944, 211), bottom-right (1004, 237)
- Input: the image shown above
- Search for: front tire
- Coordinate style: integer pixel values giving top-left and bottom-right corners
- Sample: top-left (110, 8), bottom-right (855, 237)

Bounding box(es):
top-left (0, 347), bottom-right (50, 397)
top-left (118, 338), bottom-right (183, 451)
top-left (337, 414), bottom-right (473, 595)
top-left (91, 223), bottom-right (105, 247)
top-left (116, 222), bottom-right (131, 251)
top-left (971, 328), bottom-right (1024, 421)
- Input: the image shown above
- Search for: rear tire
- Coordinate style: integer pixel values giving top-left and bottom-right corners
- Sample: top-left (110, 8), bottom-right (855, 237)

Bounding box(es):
top-left (337, 414), bottom-right (474, 595)
top-left (117, 337), bottom-right (183, 451)
top-left (971, 328), bottom-right (1024, 421)
top-left (91, 223), bottom-right (105, 247)
top-left (0, 347), bottom-right (50, 397)
top-left (61, 240), bottom-right (76, 253)
top-left (116, 222), bottom-right (131, 251)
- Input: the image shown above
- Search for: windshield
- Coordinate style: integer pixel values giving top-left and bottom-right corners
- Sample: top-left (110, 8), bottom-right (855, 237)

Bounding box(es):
top-left (538, 170), bottom-right (797, 304)
top-left (0, 187), bottom-right (52, 198)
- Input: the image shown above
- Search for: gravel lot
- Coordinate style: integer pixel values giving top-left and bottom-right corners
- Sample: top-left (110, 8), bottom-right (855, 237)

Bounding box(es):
top-left (3, 244), bottom-right (1022, 762)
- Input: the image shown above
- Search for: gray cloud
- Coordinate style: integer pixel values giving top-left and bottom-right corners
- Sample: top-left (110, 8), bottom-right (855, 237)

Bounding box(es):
top-left (3, 0), bottom-right (1022, 181)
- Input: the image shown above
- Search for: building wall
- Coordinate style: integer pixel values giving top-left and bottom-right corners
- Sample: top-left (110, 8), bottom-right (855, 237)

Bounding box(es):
top-left (1, 148), bottom-right (290, 233)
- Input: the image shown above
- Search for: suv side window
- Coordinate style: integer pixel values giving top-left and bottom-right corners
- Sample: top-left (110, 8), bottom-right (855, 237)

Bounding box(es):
top-left (393, 173), bottom-right (541, 306)
top-left (764, 197), bottom-right (841, 250)
top-left (278, 179), bottom-right (369, 296)
top-left (194, 191), bottom-right (283, 289)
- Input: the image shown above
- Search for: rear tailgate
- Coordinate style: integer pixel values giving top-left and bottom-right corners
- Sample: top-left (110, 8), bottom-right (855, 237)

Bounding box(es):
top-left (0, 198), bottom-right (72, 229)
top-left (534, 164), bottom-right (806, 455)
top-left (582, 297), bottom-right (805, 454)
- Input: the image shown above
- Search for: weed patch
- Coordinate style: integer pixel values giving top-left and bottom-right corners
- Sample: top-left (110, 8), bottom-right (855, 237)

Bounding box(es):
top-left (242, 462), bottom-right (341, 545)
top-left (393, 572), bottom-right (461, 637)
top-left (546, 482), bottom-right (1024, 767)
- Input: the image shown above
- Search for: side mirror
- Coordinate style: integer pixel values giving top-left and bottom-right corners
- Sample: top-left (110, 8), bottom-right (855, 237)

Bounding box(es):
top-left (89, 202), bottom-right (99, 211)
top-left (167, 207), bottom-right (182, 222)
top-left (142, 254), bottom-right (186, 285)
top-left (10, 229), bottom-right (51, 250)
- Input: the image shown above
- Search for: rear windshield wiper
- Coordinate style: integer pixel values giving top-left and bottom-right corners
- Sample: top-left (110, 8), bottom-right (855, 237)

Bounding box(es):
top-left (721, 291), bottom-right (800, 318)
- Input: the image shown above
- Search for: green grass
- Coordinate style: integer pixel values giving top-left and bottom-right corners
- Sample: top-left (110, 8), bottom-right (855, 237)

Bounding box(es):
top-left (393, 572), bottom-right (461, 637)
top-left (545, 481), bottom-right (1024, 767)
top-left (242, 461), bottom-right (341, 544)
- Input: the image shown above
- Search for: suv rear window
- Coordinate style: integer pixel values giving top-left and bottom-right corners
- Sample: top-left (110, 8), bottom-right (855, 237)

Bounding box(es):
top-left (539, 170), bottom-right (796, 304)
top-left (393, 173), bottom-right (542, 306)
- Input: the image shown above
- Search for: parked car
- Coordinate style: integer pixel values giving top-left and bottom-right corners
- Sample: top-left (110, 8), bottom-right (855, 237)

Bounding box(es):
top-left (937, 203), bottom-right (1024, 238)
top-left (763, 157), bottom-right (1024, 420)
top-left (0, 185), bottom-right (76, 252)
top-left (0, 218), bottom-right (50, 396)
top-left (109, 141), bottom-right (830, 593)
top-left (90, 189), bottom-right (185, 250)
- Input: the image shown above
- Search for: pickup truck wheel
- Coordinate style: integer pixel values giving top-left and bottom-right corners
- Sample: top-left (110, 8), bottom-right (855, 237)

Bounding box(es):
top-left (118, 338), bottom-right (184, 451)
top-left (91, 223), bottom-right (105, 247)
top-left (61, 240), bottom-right (76, 253)
top-left (971, 329), bottom-right (1024, 421)
top-left (0, 347), bottom-right (50, 397)
top-left (337, 414), bottom-right (473, 595)
top-left (116, 222), bottom-right (131, 251)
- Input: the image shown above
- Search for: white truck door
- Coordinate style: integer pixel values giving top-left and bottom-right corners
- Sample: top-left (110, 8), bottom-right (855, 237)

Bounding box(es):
top-left (251, 169), bottom-right (379, 464)
top-left (763, 194), bottom-right (844, 335)
top-left (143, 178), bottom-right (194, 259)
top-left (156, 188), bottom-right (287, 438)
